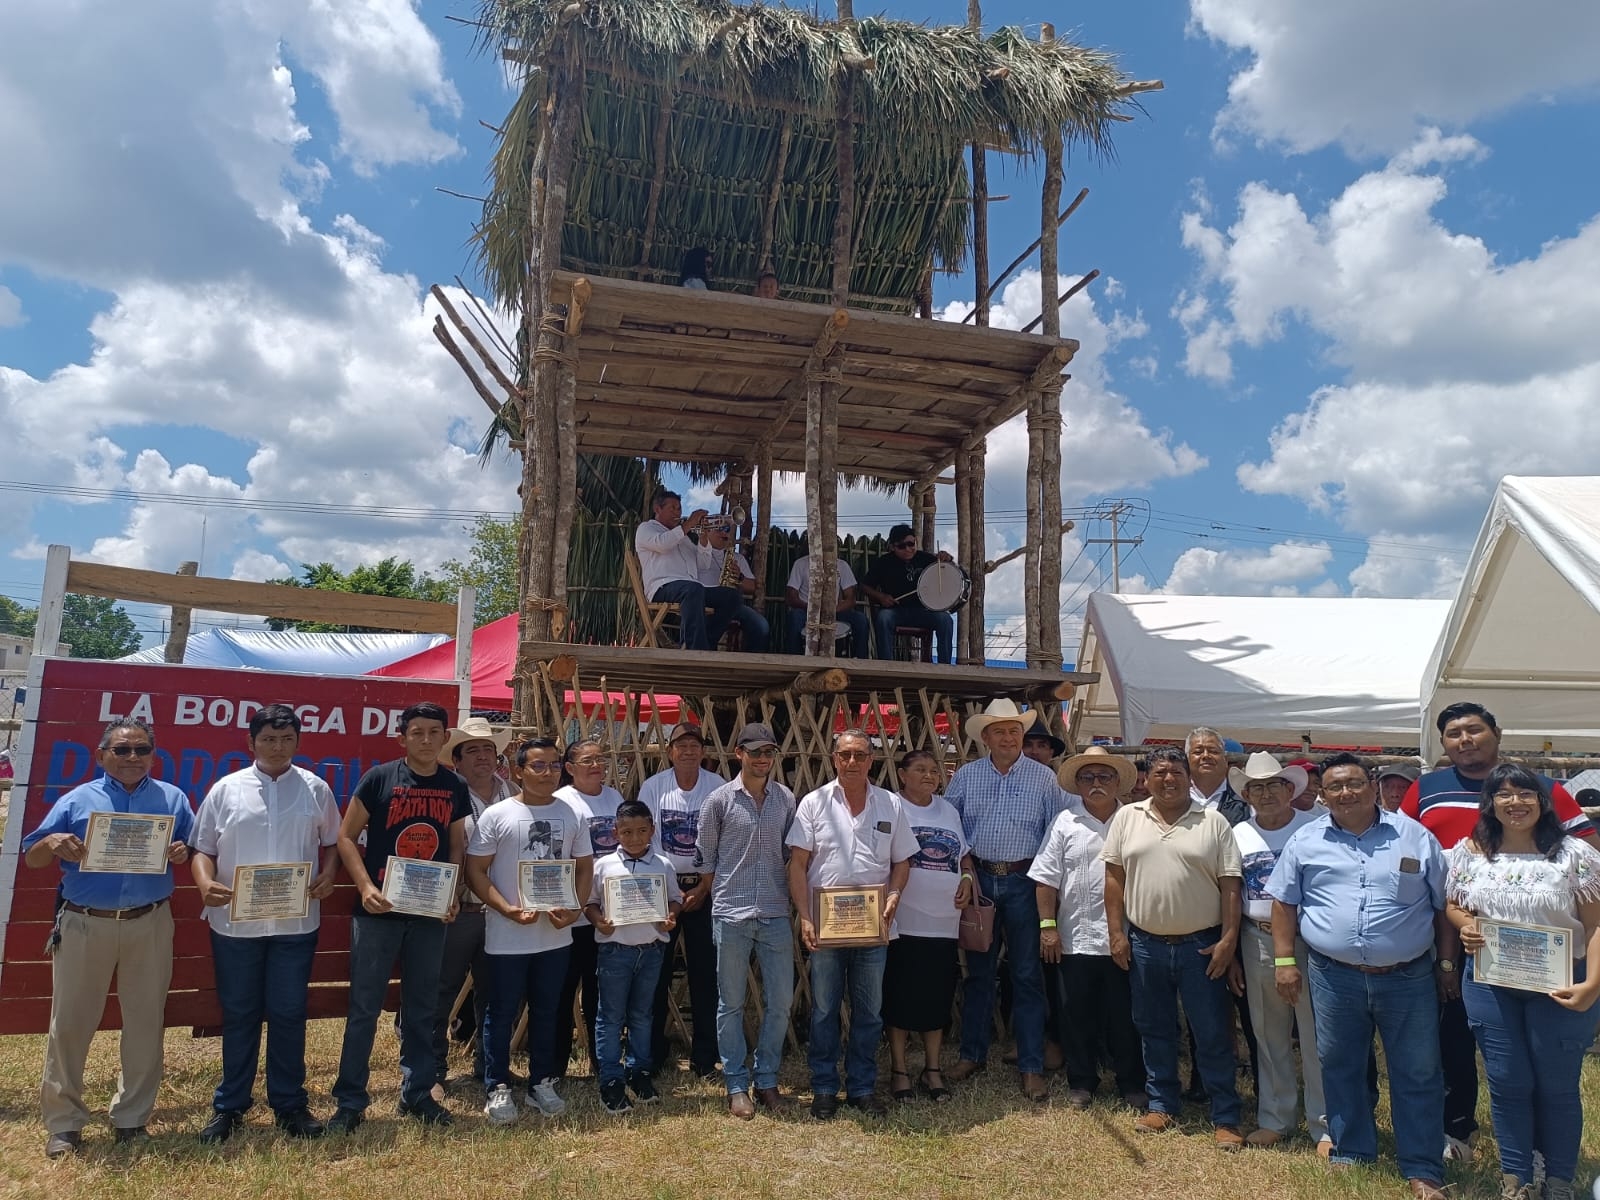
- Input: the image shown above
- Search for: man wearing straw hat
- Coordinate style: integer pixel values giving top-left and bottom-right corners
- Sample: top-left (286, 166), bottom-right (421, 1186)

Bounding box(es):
top-left (944, 699), bottom-right (1064, 1102)
top-left (1229, 752), bottom-right (1329, 1153)
top-left (429, 717), bottom-right (514, 1095)
top-left (1031, 746), bottom-right (1145, 1111)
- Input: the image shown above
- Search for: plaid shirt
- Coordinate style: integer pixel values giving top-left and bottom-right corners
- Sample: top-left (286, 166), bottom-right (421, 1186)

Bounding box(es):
top-left (946, 754), bottom-right (1064, 863)
top-left (695, 776), bottom-right (796, 921)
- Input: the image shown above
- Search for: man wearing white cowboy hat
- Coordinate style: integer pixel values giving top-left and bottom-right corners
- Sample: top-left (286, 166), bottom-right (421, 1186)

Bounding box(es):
top-left (944, 698), bottom-right (1064, 1102)
top-left (1229, 752), bottom-right (1330, 1153)
top-left (1031, 746), bottom-right (1146, 1111)
top-left (429, 717), bottom-right (514, 1096)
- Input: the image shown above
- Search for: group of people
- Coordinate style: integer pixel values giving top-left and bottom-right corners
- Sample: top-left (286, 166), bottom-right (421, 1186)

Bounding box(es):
top-left (636, 489), bottom-right (956, 662)
top-left (20, 696), bottom-right (1600, 1200)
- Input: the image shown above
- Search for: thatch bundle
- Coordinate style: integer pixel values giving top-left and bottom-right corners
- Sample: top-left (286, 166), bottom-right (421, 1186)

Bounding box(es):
top-left (475, 0), bottom-right (1139, 312)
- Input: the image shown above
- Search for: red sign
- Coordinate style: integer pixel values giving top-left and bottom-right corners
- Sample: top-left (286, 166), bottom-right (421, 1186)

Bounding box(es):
top-left (0, 659), bottom-right (458, 1034)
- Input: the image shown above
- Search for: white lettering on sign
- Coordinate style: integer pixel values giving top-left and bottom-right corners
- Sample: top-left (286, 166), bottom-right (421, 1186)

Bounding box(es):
top-left (316, 706), bottom-right (346, 735)
top-left (173, 695), bottom-right (206, 725)
top-left (361, 706), bottom-right (403, 737)
top-left (98, 692), bottom-right (156, 724)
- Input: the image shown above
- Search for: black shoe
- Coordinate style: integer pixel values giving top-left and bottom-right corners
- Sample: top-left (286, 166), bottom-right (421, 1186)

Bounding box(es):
top-left (599, 1080), bottom-right (633, 1116)
top-left (691, 1062), bottom-right (720, 1081)
top-left (326, 1108), bottom-right (364, 1135)
top-left (628, 1073), bottom-right (660, 1105)
top-left (43, 1131), bottom-right (82, 1159)
top-left (845, 1093), bottom-right (888, 1117)
top-left (274, 1107), bottom-right (324, 1139)
top-left (397, 1096), bottom-right (453, 1127)
top-left (114, 1125), bottom-right (150, 1146)
top-left (811, 1093), bottom-right (840, 1120)
top-left (199, 1110), bottom-right (244, 1144)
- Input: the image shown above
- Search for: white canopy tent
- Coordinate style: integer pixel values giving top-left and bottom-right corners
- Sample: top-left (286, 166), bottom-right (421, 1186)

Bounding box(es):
top-left (1071, 593), bottom-right (1449, 748)
top-left (119, 628), bottom-right (448, 673)
top-left (1422, 476), bottom-right (1600, 758)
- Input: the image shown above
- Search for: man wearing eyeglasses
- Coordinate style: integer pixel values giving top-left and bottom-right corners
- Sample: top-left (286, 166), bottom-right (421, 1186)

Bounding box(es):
top-left (860, 524), bottom-right (956, 664)
top-left (23, 718), bottom-right (194, 1159)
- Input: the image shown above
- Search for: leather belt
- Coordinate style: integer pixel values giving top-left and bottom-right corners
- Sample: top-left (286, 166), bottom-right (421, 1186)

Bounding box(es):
top-left (458, 899), bottom-right (486, 911)
top-left (1316, 950), bottom-right (1427, 976)
top-left (63, 898), bottom-right (167, 921)
top-left (1131, 923), bottom-right (1221, 945)
top-left (973, 856), bottom-right (1032, 877)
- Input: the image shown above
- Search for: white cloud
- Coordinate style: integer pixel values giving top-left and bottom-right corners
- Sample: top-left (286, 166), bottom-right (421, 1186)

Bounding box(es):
top-left (1189, 0), bottom-right (1600, 155)
top-left (0, 285), bottom-right (22, 327)
top-left (1347, 536), bottom-right (1469, 600)
top-left (1158, 540), bottom-right (1335, 596)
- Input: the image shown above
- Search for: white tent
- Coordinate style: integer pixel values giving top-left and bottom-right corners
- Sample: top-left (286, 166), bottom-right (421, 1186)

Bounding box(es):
top-left (1422, 475), bottom-right (1600, 758)
top-left (1071, 592), bottom-right (1449, 748)
top-left (119, 628), bottom-right (448, 673)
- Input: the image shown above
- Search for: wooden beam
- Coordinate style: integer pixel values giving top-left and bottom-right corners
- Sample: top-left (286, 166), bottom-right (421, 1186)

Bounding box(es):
top-left (433, 321), bottom-right (506, 417)
top-left (1021, 272), bottom-right (1100, 334)
top-left (758, 113), bottom-right (794, 273)
top-left (163, 561), bottom-right (200, 663)
top-left (64, 561), bottom-right (458, 634)
top-left (959, 188), bottom-right (1088, 323)
top-left (635, 71), bottom-right (681, 279)
top-left (430, 284), bottom-right (518, 397)
top-left (1024, 342), bottom-right (1078, 392)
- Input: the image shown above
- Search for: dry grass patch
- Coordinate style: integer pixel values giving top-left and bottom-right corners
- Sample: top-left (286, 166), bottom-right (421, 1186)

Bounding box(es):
top-left (0, 1022), bottom-right (1595, 1199)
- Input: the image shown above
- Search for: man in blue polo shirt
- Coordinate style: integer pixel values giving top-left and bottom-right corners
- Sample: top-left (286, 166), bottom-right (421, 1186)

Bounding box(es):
top-left (22, 718), bottom-right (194, 1159)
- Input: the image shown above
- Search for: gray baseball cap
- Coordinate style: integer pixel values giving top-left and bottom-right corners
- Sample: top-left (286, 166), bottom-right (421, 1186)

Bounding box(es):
top-left (735, 722), bottom-right (778, 750)
top-left (1375, 762), bottom-right (1420, 783)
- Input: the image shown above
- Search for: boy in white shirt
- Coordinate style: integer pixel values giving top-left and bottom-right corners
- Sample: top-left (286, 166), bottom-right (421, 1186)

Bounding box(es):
top-left (583, 801), bottom-right (683, 1115)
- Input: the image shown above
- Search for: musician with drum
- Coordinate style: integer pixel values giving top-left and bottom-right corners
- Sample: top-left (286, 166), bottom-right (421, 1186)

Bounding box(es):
top-left (861, 524), bottom-right (962, 665)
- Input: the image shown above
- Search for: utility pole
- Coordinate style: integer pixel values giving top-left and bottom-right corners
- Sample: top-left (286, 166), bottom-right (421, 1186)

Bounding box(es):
top-left (1082, 502), bottom-right (1143, 593)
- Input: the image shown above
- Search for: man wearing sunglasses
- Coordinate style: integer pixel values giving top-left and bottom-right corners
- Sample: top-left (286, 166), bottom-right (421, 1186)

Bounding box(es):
top-left (860, 524), bottom-right (956, 665)
top-left (23, 718), bottom-right (194, 1159)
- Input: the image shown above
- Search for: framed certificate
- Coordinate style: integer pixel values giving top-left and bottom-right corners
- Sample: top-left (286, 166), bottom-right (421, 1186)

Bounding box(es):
top-left (381, 856), bottom-right (457, 919)
top-left (813, 884), bottom-right (887, 947)
top-left (519, 859), bottom-right (578, 911)
top-left (1475, 918), bottom-right (1573, 992)
top-left (604, 873), bottom-right (668, 926)
top-left (229, 862), bottom-right (312, 922)
top-left (81, 811), bottom-right (175, 875)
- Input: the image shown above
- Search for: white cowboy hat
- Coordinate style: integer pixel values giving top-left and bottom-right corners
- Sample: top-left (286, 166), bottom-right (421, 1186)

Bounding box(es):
top-left (443, 716), bottom-right (513, 760)
top-left (1227, 751), bottom-right (1307, 800)
top-left (964, 698), bottom-right (1038, 743)
top-left (1056, 745), bottom-right (1137, 795)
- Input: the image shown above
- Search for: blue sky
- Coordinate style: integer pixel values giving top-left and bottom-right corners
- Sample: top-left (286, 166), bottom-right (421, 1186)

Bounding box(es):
top-left (2, 0), bottom-right (1599, 653)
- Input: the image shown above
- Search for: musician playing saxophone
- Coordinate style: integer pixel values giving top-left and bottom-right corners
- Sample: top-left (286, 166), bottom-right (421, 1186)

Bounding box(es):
top-left (860, 524), bottom-right (956, 665)
top-left (700, 525), bottom-right (771, 653)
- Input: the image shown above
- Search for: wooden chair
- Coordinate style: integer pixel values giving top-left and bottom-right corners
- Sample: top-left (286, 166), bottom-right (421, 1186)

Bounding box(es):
top-left (624, 549), bottom-right (742, 650)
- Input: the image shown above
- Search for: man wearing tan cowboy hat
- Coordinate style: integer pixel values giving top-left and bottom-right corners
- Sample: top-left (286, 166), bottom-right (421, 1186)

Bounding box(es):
top-left (944, 699), bottom-right (1064, 1102)
top-left (430, 717), bottom-right (514, 1096)
top-left (1031, 746), bottom-right (1145, 1111)
top-left (1229, 752), bottom-right (1329, 1154)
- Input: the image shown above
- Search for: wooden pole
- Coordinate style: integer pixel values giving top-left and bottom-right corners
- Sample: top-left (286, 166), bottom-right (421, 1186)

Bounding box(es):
top-left (962, 0), bottom-right (988, 666)
top-left (953, 455), bottom-right (971, 663)
top-left (636, 72), bottom-right (680, 279)
top-left (758, 113), bottom-right (794, 276)
top-left (958, 189), bottom-right (1089, 323)
top-left (753, 445), bottom-right (774, 606)
top-left (967, 446), bottom-right (987, 663)
top-left (162, 561), bottom-right (200, 664)
top-left (1037, 23), bottom-right (1066, 669)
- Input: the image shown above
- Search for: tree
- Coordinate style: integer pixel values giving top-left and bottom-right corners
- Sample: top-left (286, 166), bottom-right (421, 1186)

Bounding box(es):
top-left (430, 516), bottom-right (519, 623)
top-left (267, 557), bottom-right (438, 632)
top-left (0, 596), bottom-right (34, 639)
top-left (0, 594), bottom-right (139, 659)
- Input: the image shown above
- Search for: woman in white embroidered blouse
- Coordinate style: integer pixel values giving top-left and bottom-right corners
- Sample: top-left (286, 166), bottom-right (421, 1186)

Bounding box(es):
top-left (1445, 763), bottom-right (1600, 1200)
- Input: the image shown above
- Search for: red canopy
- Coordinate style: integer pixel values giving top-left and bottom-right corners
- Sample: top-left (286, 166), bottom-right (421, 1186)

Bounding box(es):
top-left (368, 614), bottom-right (679, 722)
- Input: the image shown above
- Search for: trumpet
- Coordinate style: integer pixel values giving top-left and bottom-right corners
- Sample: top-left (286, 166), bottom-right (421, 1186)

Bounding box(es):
top-left (703, 505), bottom-right (747, 535)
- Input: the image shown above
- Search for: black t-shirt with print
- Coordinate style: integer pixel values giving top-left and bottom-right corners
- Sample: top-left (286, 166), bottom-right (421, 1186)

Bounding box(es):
top-left (352, 759), bottom-right (472, 907)
top-left (863, 550), bottom-right (938, 610)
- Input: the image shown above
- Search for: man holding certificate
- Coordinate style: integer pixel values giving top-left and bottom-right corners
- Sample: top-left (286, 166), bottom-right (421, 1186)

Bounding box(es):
top-left (466, 737), bottom-right (594, 1125)
top-left (189, 704), bottom-right (340, 1144)
top-left (787, 729), bottom-right (916, 1119)
top-left (330, 701), bottom-right (471, 1133)
top-left (22, 718), bottom-right (193, 1160)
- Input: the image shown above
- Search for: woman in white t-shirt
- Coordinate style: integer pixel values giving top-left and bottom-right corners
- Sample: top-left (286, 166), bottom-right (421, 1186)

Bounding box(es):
top-left (883, 750), bottom-right (973, 1102)
top-left (1446, 763), bottom-right (1600, 1200)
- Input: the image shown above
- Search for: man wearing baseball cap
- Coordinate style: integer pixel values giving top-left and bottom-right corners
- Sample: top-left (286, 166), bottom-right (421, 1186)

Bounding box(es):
top-left (1375, 762), bottom-right (1419, 813)
top-left (694, 723), bottom-right (797, 1119)
top-left (638, 722), bottom-right (726, 1078)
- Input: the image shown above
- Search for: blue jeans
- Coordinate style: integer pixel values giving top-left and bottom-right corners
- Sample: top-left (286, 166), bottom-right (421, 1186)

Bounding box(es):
top-left (1463, 957), bottom-right (1594, 1184)
top-left (595, 941), bottom-right (666, 1086)
top-left (652, 580), bottom-right (741, 651)
top-left (733, 605), bottom-right (770, 653)
top-left (808, 944), bottom-right (887, 1098)
top-left (432, 906), bottom-right (487, 1085)
top-left (785, 607), bottom-right (871, 658)
top-left (209, 928), bottom-right (319, 1115)
top-left (958, 868), bottom-right (1047, 1073)
top-left (713, 916), bottom-right (794, 1094)
top-left (483, 944), bottom-right (570, 1090)
top-left (1128, 926), bottom-right (1241, 1126)
top-left (1308, 950), bottom-right (1443, 1180)
top-left (873, 606), bottom-right (953, 664)
top-left (333, 913), bottom-right (447, 1112)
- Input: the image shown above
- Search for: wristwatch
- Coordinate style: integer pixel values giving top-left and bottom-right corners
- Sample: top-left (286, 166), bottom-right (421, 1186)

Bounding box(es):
top-left (1437, 958), bottom-right (1456, 972)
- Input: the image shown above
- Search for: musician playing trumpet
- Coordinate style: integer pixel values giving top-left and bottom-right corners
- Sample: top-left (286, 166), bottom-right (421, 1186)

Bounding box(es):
top-left (700, 524), bottom-right (771, 653)
top-left (860, 524), bottom-right (956, 665)
top-left (636, 491), bottom-right (743, 652)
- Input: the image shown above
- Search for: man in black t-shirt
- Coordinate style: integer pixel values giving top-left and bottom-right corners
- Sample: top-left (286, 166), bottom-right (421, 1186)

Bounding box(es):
top-left (860, 524), bottom-right (956, 664)
top-left (329, 701), bottom-right (471, 1132)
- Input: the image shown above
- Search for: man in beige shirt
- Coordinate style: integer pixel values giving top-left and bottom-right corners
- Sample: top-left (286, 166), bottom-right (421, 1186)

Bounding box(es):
top-left (1101, 745), bottom-right (1246, 1148)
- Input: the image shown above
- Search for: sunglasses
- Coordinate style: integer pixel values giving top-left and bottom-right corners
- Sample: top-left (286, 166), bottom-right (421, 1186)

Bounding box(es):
top-left (1076, 770), bottom-right (1119, 784)
top-left (107, 745), bottom-right (155, 758)
top-left (893, 540), bottom-right (916, 549)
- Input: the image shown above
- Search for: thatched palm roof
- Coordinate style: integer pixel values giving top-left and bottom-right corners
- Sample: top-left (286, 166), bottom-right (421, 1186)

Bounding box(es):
top-left (476, 0), bottom-right (1142, 313)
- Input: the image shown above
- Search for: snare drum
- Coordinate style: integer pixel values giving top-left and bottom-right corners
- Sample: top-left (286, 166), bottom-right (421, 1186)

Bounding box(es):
top-left (914, 561), bottom-right (971, 612)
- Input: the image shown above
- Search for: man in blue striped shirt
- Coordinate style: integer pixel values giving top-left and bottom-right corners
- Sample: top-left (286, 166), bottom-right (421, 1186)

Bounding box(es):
top-left (943, 700), bottom-right (1063, 1102)
top-left (694, 722), bottom-right (796, 1120)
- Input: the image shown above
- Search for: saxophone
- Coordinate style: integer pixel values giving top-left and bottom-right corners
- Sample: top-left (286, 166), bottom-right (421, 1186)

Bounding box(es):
top-left (719, 544), bottom-right (743, 588)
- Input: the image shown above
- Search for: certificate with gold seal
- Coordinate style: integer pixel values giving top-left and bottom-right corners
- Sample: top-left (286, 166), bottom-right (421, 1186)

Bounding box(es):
top-left (229, 862), bottom-right (312, 922)
top-left (519, 859), bottom-right (579, 912)
top-left (1475, 918), bottom-right (1572, 993)
top-left (813, 884), bottom-right (887, 947)
top-left (81, 811), bottom-right (175, 874)
top-left (604, 873), bottom-right (668, 926)
top-left (381, 856), bottom-right (457, 919)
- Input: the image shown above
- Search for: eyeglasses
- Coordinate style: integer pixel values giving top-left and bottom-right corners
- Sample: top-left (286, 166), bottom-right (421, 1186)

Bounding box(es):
top-left (1076, 770), bottom-right (1119, 784)
top-left (835, 750), bottom-right (872, 762)
top-left (1493, 789), bottom-right (1540, 804)
top-left (522, 761), bottom-right (561, 774)
top-left (1321, 781), bottom-right (1368, 797)
top-left (1243, 779), bottom-right (1291, 795)
top-left (107, 745), bottom-right (155, 758)
top-left (570, 758), bottom-right (607, 769)
top-left (740, 747), bottom-right (777, 759)
top-left (893, 540), bottom-right (916, 549)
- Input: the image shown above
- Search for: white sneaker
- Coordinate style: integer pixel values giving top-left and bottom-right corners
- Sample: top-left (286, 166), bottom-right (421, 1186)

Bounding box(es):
top-left (1443, 1133), bottom-right (1477, 1162)
top-left (525, 1078), bottom-right (567, 1117)
top-left (483, 1084), bottom-right (518, 1126)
